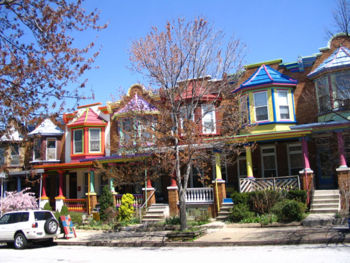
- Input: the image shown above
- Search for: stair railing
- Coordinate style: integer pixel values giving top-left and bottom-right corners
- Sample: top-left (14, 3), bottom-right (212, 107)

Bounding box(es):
top-left (138, 191), bottom-right (155, 220)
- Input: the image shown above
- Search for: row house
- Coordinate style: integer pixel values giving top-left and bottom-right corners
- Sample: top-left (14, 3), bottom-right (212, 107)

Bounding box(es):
top-left (1, 34), bottom-right (350, 217)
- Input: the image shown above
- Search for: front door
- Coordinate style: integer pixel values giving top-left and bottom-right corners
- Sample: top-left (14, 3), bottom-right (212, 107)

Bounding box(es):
top-left (69, 173), bottom-right (77, 199)
top-left (315, 135), bottom-right (336, 189)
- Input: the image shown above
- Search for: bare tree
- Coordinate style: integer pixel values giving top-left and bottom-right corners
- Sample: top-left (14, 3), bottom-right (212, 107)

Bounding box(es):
top-left (129, 18), bottom-right (245, 230)
top-left (0, 0), bottom-right (106, 129)
top-left (328, 0), bottom-right (350, 37)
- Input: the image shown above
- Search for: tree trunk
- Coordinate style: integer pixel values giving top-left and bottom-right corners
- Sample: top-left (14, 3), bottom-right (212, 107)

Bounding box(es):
top-left (179, 188), bottom-right (187, 231)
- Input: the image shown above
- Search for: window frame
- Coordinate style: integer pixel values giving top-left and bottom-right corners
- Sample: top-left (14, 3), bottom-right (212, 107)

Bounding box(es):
top-left (253, 91), bottom-right (269, 122)
top-left (46, 137), bottom-right (57, 160)
top-left (89, 128), bottom-right (101, 153)
top-left (260, 145), bottom-right (278, 177)
top-left (73, 129), bottom-right (84, 154)
top-left (287, 143), bottom-right (303, 176)
top-left (276, 89), bottom-right (291, 120)
top-left (201, 103), bottom-right (217, 134)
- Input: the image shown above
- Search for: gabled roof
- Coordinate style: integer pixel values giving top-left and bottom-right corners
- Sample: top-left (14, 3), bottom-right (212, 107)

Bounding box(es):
top-left (67, 108), bottom-right (107, 127)
top-left (308, 46), bottom-right (350, 78)
top-left (234, 64), bottom-right (298, 93)
top-left (113, 94), bottom-right (159, 118)
top-left (28, 119), bottom-right (64, 136)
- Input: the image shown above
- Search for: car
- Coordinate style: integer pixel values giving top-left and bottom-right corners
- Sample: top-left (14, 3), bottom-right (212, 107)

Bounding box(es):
top-left (0, 210), bottom-right (59, 249)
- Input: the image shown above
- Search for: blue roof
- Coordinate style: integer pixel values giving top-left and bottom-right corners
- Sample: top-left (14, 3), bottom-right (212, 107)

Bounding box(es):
top-left (308, 46), bottom-right (350, 78)
top-left (235, 64), bottom-right (297, 92)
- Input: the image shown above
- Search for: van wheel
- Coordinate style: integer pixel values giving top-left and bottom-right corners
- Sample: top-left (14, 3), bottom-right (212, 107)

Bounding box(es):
top-left (44, 218), bottom-right (58, 234)
top-left (14, 233), bottom-right (27, 249)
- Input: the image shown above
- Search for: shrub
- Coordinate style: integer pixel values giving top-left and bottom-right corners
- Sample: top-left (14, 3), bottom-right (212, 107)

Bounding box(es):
top-left (228, 203), bottom-right (254, 223)
top-left (69, 212), bottom-right (83, 225)
top-left (272, 199), bottom-right (306, 222)
top-left (118, 193), bottom-right (135, 222)
top-left (60, 205), bottom-right (69, 215)
top-left (43, 202), bottom-right (52, 211)
top-left (99, 185), bottom-right (115, 222)
top-left (249, 190), bottom-right (282, 214)
top-left (230, 191), bottom-right (250, 205)
top-left (286, 190), bottom-right (307, 204)
top-left (165, 216), bottom-right (181, 225)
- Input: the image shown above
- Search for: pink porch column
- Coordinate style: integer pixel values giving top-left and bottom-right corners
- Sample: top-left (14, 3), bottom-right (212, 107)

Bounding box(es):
top-left (299, 137), bottom-right (314, 206)
top-left (41, 174), bottom-right (48, 199)
top-left (336, 131), bottom-right (348, 169)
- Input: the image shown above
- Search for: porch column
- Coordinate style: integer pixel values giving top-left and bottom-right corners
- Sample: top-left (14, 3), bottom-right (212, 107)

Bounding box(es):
top-left (142, 169), bottom-right (155, 207)
top-left (245, 146), bottom-right (254, 178)
top-left (86, 169), bottom-right (97, 214)
top-left (55, 170), bottom-right (65, 212)
top-left (299, 137), bottom-right (314, 206)
top-left (17, 176), bottom-right (21, 192)
top-left (336, 132), bottom-right (350, 211)
top-left (167, 173), bottom-right (178, 217)
top-left (336, 131), bottom-right (348, 169)
top-left (213, 151), bottom-right (226, 215)
top-left (40, 174), bottom-right (49, 209)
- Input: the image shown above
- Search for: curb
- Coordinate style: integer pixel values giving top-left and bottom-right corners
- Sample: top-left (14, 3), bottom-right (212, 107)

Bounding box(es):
top-left (55, 236), bottom-right (350, 248)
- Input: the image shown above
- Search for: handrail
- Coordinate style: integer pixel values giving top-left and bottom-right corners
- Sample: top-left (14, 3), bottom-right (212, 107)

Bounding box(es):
top-left (138, 191), bottom-right (155, 219)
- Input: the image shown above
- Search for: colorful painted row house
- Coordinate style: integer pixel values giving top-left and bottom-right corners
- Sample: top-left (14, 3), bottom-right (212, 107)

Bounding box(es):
top-left (1, 34), bottom-right (350, 218)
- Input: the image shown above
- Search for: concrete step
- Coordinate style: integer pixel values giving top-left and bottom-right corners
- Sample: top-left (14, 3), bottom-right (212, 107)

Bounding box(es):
top-left (311, 204), bottom-right (339, 210)
top-left (312, 199), bottom-right (339, 204)
top-left (310, 208), bottom-right (339, 214)
top-left (313, 194), bottom-right (340, 200)
top-left (313, 190), bottom-right (340, 195)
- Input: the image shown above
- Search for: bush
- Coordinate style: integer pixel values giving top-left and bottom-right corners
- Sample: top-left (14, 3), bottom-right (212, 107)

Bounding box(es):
top-left (69, 212), bottom-right (83, 226)
top-left (118, 193), bottom-right (135, 222)
top-left (99, 185), bottom-right (115, 222)
top-left (165, 216), bottom-right (181, 225)
top-left (60, 205), bottom-right (69, 215)
top-left (272, 199), bottom-right (306, 222)
top-left (286, 190), bottom-right (307, 204)
top-left (249, 190), bottom-right (282, 215)
top-left (228, 203), bottom-right (255, 222)
top-left (43, 202), bottom-right (52, 211)
top-left (230, 191), bottom-right (250, 205)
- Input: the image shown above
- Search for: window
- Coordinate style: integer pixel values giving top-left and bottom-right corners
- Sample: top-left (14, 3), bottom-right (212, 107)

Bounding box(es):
top-left (73, 129), bottom-right (83, 154)
top-left (287, 144), bottom-right (303, 176)
top-left (89, 128), bottom-right (101, 153)
top-left (33, 138), bottom-right (41, 161)
top-left (240, 95), bottom-right (249, 124)
top-left (10, 144), bottom-right (20, 166)
top-left (0, 147), bottom-right (5, 165)
top-left (315, 76), bottom-right (331, 113)
top-left (261, 146), bottom-right (277, 177)
top-left (46, 138), bottom-right (57, 160)
top-left (201, 104), bottom-right (216, 134)
top-left (119, 118), bottom-right (132, 145)
top-left (277, 90), bottom-right (290, 120)
top-left (331, 70), bottom-right (350, 108)
top-left (254, 91), bottom-right (269, 122)
top-left (34, 211), bottom-right (53, 221)
top-left (180, 106), bottom-right (194, 131)
top-left (119, 118), bottom-right (154, 146)
top-left (237, 155), bottom-right (247, 178)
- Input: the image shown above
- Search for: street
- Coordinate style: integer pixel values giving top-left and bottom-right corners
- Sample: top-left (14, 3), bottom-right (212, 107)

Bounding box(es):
top-left (0, 244), bottom-right (350, 263)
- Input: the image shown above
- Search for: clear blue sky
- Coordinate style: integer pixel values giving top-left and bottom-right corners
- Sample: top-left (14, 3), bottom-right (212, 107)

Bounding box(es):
top-left (73, 0), bottom-right (336, 107)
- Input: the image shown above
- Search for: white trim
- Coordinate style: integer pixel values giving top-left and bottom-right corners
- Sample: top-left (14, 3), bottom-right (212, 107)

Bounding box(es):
top-left (260, 145), bottom-right (277, 177)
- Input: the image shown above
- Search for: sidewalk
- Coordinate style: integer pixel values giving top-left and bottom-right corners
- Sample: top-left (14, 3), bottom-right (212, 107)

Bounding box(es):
top-left (55, 223), bottom-right (350, 247)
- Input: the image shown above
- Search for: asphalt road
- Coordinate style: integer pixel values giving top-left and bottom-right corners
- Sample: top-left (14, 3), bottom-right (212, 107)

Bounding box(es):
top-left (1, 244), bottom-right (350, 263)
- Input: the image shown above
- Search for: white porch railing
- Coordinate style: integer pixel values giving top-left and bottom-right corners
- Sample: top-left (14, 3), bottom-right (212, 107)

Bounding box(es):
top-left (115, 194), bottom-right (144, 208)
top-left (239, 175), bottom-right (300, 193)
top-left (185, 187), bottom-right (214, 204)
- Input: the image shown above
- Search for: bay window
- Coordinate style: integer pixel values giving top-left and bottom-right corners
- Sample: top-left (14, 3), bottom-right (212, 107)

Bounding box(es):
top-left (254, 91), bottom-right (269, 122)
top-left (201, 104), bottom-right (216, 134)
top-left (330, 70), bottom-right (350, 109)
top-left (315, 76), bottom-right (331, 113)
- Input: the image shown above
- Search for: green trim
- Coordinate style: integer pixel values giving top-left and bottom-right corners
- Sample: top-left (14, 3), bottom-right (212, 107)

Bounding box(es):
top-left (245, 59), bottom-right (283, 69)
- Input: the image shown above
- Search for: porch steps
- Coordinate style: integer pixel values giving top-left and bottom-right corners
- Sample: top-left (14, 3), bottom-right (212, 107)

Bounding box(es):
top-left (310, 190), bottom-right (340, 214)
top-left (142, 204), bottom-right (169, 223)
top-left (216, 202), bottom-right (233, 221)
